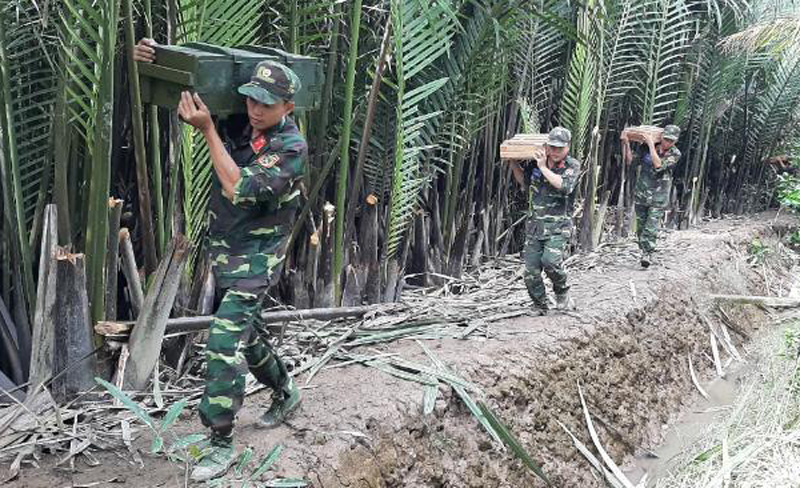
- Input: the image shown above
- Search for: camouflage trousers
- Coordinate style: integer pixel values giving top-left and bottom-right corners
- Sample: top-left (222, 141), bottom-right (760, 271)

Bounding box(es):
top-left (635, 203), bottom-right (664, 255)
top-left (198, 256), bottom-right (290, 443)
top-left (523, 223), bottom-right (570, 308)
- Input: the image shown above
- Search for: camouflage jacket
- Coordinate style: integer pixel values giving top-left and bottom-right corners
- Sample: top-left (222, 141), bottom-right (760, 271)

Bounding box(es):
top-left (528, 156), bottom-right (581, 238)
top-left (208, 116), bottom-right (307, 285)
top-left (633, 144), bottom-right (681, 208)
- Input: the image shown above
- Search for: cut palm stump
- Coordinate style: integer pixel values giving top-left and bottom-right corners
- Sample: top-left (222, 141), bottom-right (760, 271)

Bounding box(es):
top-left (499, 134), bottom-right (548, 160)
top-left (621, 125), bottom-right (663, 143)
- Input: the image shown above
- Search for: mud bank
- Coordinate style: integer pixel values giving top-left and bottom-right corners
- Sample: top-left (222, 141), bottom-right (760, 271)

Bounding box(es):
top-left (323, 218), bottom-right (797, 487)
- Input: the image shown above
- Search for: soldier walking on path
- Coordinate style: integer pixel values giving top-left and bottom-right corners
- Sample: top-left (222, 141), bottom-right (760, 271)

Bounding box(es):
top-left (135, 40), bottom-right (306, 481)
top-left (508, 127), bottom-right (581, 315)
top-left (622, 125), bottom-right (681, 268)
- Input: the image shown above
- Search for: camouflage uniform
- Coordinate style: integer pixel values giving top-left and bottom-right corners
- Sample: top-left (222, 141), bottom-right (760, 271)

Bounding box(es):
top-left (632, 135), bottom-right (681, 258)
top-left (523, 128), bottom-right (581, 311)
top-left (198, 62), bottom-right (307, 446)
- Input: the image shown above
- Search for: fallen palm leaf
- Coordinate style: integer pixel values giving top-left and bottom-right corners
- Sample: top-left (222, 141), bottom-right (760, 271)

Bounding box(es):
top-left (688, 354), bottom-right (710, 400)
top-left (577, 382), bottom-right (636, 488)
top-left (265, 479), bottom-right (309, 487)
top-left (423, 376), bottom-right (438, 415)
top-left (480, 401), bottom-right (552, 485)
top-left (557, 419), bottom-right (625, 488)
top-left (710, 331), bottom-right (724, 378)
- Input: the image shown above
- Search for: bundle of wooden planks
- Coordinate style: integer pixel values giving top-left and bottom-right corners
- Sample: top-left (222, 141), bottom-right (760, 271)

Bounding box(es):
top-left (621, 125), bottom-right (663, 143)
top-left (499, 133), bottom-right (549, 160)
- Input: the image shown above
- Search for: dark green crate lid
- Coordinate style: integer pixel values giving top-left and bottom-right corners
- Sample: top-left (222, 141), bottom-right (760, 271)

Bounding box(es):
top-left (140, 43), bottom-right (323, 116)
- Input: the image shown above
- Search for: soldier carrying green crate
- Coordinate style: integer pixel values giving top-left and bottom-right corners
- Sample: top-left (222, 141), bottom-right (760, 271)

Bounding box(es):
top-left (135, 39), bottom-right (306, 482)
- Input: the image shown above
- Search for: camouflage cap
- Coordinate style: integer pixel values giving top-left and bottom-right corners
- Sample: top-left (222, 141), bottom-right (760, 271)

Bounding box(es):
top-left (238, 60), bottom-right (302, 105)
top-left (663, 124), bottom-right (680, 141)
top-left (547, 126), bottom-right (572, 148)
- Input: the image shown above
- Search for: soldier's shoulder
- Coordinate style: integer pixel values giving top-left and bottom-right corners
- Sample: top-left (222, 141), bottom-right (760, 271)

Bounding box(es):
top-left (669, 146), bottom-right (682, 158)
top-left (276, 117), bottom-right (308, 154)
top-left (566, 155), bottom-right (581, 168)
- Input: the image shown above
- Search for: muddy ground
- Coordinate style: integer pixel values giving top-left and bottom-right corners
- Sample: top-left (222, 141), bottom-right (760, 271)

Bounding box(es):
top-left (6, 214), bottom-right (799, 487)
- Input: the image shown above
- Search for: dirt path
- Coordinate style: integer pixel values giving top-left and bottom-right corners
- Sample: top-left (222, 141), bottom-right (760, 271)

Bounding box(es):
top-left (7, 214), bottom-right (798, 487)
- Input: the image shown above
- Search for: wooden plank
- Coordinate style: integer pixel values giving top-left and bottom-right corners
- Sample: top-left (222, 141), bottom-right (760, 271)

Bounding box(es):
top-left (499, 133), bottom-right (548, 160)
top-left (95, 304), bottom-right (387, 337)
top-left (710, 294), bottom-right (800, 308)
top-left (622, 125), bottom-right (663, 143)
top-left (29, 205), bottom-right (58, 390)
top-left (123, 234), bottom-right (190, 390)
top-left (52, 252), bottom-right (96, 401)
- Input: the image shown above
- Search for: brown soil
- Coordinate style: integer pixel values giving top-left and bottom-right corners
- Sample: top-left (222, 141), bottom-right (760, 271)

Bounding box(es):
top-left (6, 214), bottom-right (798, 488)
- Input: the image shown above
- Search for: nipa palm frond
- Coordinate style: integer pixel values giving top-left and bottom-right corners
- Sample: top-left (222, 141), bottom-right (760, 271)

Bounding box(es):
top-left (637, 0), bottom-right (695, 125)
top-left (560, 0), bottom-right (601, 159)
top-left (56, 0), bottom-right (120, 321)
top-left (514, 0), bottom-right (570, 126)
top-left (385, 0), bottom-right (457, 259)
top-left (1, 1), bottom-right (59, 235)
top-left (744, 47), bottom-right (800, 165)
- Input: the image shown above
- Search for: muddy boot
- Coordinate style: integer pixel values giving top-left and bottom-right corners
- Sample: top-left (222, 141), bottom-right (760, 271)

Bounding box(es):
top-left (529, 300), bottom-right (549, 316)
top-left (640, 253), bottom-right (651, 269)
top-left (555, 291), bottom-right (574, 311)
top-left (258, 378), bottom-right (302, 429)
top-left (190, 438), bottom-right (236, 482)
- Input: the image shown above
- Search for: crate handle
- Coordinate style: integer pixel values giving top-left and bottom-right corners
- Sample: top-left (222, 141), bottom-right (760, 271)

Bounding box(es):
top-left (138, 63), bottom-right (195, 87)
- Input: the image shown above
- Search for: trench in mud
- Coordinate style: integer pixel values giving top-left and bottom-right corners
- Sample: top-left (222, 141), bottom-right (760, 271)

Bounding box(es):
top-left (326, 220), bottom-right (798, 488)
top-left (626, 355), bottom-right (752, 484)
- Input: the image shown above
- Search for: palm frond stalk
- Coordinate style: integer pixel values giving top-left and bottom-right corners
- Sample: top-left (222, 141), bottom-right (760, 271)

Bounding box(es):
top-left (332, 0), bottom-right (364, 304)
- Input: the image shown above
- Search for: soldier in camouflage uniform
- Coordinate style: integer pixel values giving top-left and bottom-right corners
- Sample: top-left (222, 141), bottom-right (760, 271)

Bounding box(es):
top-left (622, 124), bottom-right (681, 268)
top-left (135, 41), bottom-right (306, 481)
top-left (508, 127), bottom-right (581, 315)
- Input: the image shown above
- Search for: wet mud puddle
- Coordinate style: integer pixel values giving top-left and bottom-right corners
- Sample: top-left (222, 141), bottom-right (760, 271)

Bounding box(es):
top-left (623, 360), bottom-right (752, 485)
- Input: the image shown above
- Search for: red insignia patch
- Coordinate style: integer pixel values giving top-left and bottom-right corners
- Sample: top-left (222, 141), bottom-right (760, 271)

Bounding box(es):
top-left (251, 133), bottom-right (268, 153)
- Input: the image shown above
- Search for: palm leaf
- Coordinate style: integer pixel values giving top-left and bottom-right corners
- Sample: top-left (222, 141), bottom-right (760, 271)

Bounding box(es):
top-left (560, 0), bottom-right (601, 159)
top-left (56, 0), bottom-right (120, 322)
top-left (0, 0), bottom-right (58, 315)
top-left (637, 0), bottom-right (695, 125)
top-left (743, 47), bottom-right (800, 166)
top-left (513, 0), bottom-right (570, 125)
top-left (384, 0), bottom-right (457, 259)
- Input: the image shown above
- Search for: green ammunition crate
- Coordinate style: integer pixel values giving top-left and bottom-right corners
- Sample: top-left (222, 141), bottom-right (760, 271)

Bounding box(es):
top-left (139, 42), bottom-right (323, 116)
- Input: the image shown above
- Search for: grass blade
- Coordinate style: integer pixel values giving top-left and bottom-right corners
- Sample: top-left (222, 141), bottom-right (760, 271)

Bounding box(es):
top-left (160, 399), bottom-right (188, 432)
top-left (95, 377), bottom-right (156, 429)
top-left (248, 444), bottom-right (284, 481)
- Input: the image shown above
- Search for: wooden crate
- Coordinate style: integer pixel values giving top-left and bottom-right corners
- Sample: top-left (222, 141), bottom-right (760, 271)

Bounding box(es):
top-left (500, 133), bottom-right (548, 160)
top-left (622, 125), bottom-right (663, 143)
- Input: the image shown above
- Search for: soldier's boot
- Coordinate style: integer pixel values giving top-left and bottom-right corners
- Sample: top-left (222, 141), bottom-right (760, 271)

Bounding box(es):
top-left (190, 437), bottom-right (236, 482)
top-left (258, 378), bottom-right (302, 429)
top-left (555, 291), bottom-right (574, 311)
top-left (640, 252), bottom-right (651, 269)
top-left (529, 298), bottom-right (549, 316)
